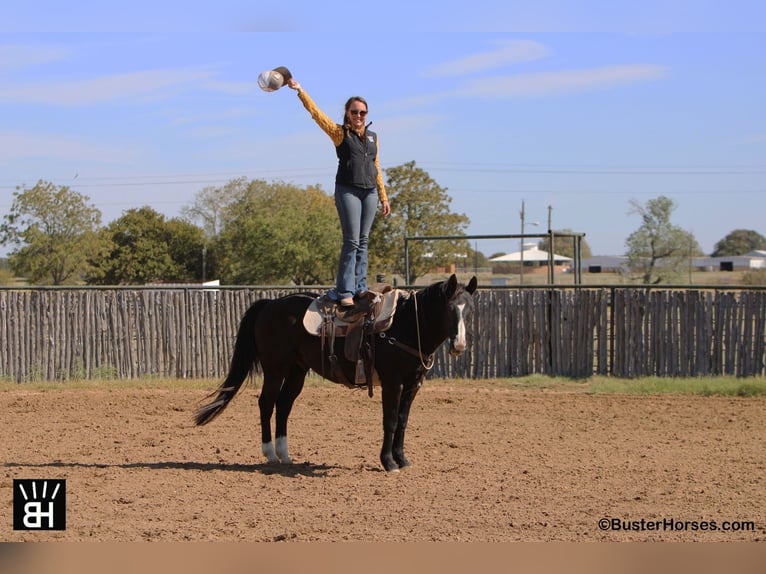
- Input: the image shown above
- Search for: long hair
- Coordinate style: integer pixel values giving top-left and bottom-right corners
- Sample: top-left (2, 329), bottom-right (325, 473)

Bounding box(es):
top-left (342, 96), bottom-right (368, 131)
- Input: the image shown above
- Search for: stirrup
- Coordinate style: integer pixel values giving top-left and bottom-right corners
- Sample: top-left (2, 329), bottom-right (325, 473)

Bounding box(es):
top-left (337, 305), bottom-right (364, 321)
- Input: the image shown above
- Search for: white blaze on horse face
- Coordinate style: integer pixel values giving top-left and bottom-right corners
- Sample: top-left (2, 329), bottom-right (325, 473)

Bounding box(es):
top-left (453, 303), bottom-right (467, 352)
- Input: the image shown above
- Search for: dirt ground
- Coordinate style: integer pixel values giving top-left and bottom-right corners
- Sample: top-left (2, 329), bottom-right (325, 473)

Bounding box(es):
top-left (1, 379), bottom-right (764, 542)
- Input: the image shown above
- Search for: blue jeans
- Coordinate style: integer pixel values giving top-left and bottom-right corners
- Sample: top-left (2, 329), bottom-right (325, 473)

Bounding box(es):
top-left (329, 184), bottom-right (378, 301)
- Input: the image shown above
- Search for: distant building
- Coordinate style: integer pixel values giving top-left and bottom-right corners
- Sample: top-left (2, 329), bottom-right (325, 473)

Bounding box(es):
top-left (489, 244), bottom-right (573, 267)
top-left (581, 256), bottom-right (629, 274)
top-left (693, 252), bottom-right (766, 272)
top-left (582, 251), bottom-right (766, 274)
top-left (144, 279), bottom-right (221, 290)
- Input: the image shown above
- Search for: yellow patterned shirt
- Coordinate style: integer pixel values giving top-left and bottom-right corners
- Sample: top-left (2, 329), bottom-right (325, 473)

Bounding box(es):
top-left (296, 89), bottom-right (388, 203)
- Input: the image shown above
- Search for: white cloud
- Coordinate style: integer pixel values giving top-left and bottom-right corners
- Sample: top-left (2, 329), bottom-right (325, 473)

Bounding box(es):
top-left (452, 64), bottom-right (669, 98)
top-left (0, 67), bottom-right (218, 105)
top-left (170, 107), bottom-right (259, 126)
top-left (0, 44), bottom-right (69, 70)
top-left (386, 64), bottom-right (668, 110)
top-left (202, 79), bottom-right (260, 96)
top-left (424, 39), bottom-right (550, 77)
top-left (731, 133), bottom-right (766, 146)
top-left (0, 131), bottom-right (136, 164)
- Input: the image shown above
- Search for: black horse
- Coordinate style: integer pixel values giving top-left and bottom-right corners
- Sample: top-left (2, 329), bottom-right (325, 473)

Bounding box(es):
top-left (195, 274), bottom-right (478, 471)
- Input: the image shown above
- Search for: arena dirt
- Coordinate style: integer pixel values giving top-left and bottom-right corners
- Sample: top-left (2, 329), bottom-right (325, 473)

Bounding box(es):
top-left (1, 380), bottom-right (764, 542)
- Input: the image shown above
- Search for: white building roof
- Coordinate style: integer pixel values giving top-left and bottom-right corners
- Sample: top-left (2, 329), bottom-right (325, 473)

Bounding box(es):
top-left (490, 246), bottom-right (572, 263)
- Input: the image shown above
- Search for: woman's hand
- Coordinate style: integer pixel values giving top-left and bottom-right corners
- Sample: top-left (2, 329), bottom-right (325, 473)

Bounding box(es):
top-left (287, 78), bottom-right (301, 91)
top-left (381, 200), bottom-right (391, 217)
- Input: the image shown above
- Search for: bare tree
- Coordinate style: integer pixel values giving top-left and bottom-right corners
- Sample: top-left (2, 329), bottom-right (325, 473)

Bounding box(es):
top-left (625, 196), bottom-right (702, 284)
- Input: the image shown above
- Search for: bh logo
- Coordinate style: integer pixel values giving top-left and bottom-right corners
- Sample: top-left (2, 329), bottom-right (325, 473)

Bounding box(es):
top-left (13, 479), bottom-right (66, 530)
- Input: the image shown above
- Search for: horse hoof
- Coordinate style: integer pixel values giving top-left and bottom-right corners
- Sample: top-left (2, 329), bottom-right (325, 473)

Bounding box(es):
top-left (262, 441), bottom-right (279, 464)
top-left (395, 457), bottom-right (412, 468)
top-left (381, 458), bottom-right (400, 472)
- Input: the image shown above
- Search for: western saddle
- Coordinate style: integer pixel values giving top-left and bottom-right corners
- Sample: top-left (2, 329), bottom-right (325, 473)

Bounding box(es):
top-left (302, 284), bottom-right (400, 396)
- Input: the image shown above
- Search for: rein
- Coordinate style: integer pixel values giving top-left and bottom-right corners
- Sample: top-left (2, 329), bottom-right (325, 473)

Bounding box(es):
top-left (378, 289), bottom-right (436, 370)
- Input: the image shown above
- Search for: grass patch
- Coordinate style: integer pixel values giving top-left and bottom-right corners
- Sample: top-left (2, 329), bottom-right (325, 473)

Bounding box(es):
top-left (1, 373), bottom-right (765, 397)
top-left (473, 375), bottom-right (766, 396)
top-left (585, 376), bottom-right (766, 396)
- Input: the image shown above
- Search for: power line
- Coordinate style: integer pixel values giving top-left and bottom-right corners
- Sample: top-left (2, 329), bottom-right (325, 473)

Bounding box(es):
top-left (445, 188), bottom-right (765, 195)
top-left (413, 161), bottom-right (766, 175)
top-left (1, 162), bottom-right (764, 191)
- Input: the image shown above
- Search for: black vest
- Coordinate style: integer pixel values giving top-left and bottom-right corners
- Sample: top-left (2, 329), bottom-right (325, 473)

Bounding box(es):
top-left (335, 126), bottom-right (378, 189)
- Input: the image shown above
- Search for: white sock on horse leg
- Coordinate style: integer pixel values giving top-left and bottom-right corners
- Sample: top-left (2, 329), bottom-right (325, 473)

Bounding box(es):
top-left (275, 436), bottom-right (291, 463)
top-left (262, 441), bottom-right (278, 463)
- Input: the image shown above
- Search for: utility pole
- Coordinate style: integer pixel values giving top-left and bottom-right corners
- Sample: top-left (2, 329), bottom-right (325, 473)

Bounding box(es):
top-left (519, 200), bottom-right (538, 285)
top-left (547, 205), bottom-right (554, 284)
top-left (520, 201), bottom-right (526, 285)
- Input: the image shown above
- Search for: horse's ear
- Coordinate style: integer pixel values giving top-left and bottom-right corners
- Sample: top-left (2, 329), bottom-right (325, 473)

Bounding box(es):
top-left (444, 274), bottom-right (458, 299)
top-left (466, 276), bottom-right (478, 295)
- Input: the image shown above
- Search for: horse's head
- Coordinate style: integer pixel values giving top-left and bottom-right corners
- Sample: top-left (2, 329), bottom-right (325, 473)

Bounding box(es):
top-left (441, 274), bottom-right (478, 356)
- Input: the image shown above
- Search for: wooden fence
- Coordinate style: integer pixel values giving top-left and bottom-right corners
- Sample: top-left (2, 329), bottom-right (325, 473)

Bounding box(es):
top-left (1, 286), bottom-right (764, 382)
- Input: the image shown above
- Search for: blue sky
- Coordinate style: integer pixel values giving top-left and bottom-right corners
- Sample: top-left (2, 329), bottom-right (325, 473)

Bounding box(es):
top-left (1, 1), bottom-right (765, 259)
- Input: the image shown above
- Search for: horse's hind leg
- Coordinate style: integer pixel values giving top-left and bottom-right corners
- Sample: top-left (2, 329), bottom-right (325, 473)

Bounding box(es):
top-left (273, 366), bottom-right (307, 463)
top-left (258, 373), bottom-right (283, 463)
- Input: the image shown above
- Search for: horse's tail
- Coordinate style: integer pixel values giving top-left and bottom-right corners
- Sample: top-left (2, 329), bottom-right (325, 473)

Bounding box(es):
top-left (194, 298), bottom-right (270, 426)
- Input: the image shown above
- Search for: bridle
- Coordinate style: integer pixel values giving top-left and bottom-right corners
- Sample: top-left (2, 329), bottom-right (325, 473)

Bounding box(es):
top-left (377, 288), bottom-right (463, 371)
top-left (378, 331), bottom-right (435, 371)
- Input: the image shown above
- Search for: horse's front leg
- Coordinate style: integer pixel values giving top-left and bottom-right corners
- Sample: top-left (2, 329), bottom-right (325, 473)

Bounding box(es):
top-left (391, 379), bottom-right (421, 468)
top-left (379, 379), bottom-right (403, 472)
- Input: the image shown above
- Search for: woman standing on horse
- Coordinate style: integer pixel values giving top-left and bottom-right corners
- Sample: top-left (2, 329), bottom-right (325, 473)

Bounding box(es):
top-left (286, 77), bottom-right (391, 310)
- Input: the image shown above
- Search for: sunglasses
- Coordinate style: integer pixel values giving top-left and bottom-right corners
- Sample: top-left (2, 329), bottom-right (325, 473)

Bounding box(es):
top-left (349, 109), bottom-right (368, 116)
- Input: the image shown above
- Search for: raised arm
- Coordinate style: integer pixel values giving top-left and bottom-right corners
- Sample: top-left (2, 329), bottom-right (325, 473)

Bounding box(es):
top-left (287, 79), bottom-right (344, 146)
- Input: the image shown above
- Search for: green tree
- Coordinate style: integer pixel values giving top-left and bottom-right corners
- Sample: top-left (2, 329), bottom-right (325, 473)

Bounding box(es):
top-left (0, 180), bottom-right (103, 285)
top-left (625, 196), bottom-right (702, 284)
top-left (538, 229), bottom-right (592, 259)
top-left (165, 217), bottom-right (216, 281)
top-left (370, 161), bottom-right (470, 283)
top-left (180, 176), bottom-right (251, 238)
top-left (88, 206), bottom-right (207, 285)
top-left (458, 244), bottom-right (490, 273)
top-left (215, 180), bottom-right (339, 285)
top-left (711, 229), bottom-right (766, 256)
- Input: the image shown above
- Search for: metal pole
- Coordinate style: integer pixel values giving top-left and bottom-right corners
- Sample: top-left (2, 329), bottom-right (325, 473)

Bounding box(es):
top-left (547, 205), bottom-right (554, 284)
top-left (548, 230), bottom-right (555, 284)
top-left (404, 237), bottom-right (410, 285)
top-left (202, 244), bottom-right (207, 283)
top-left (520, 200), bottom-right (525, 285)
